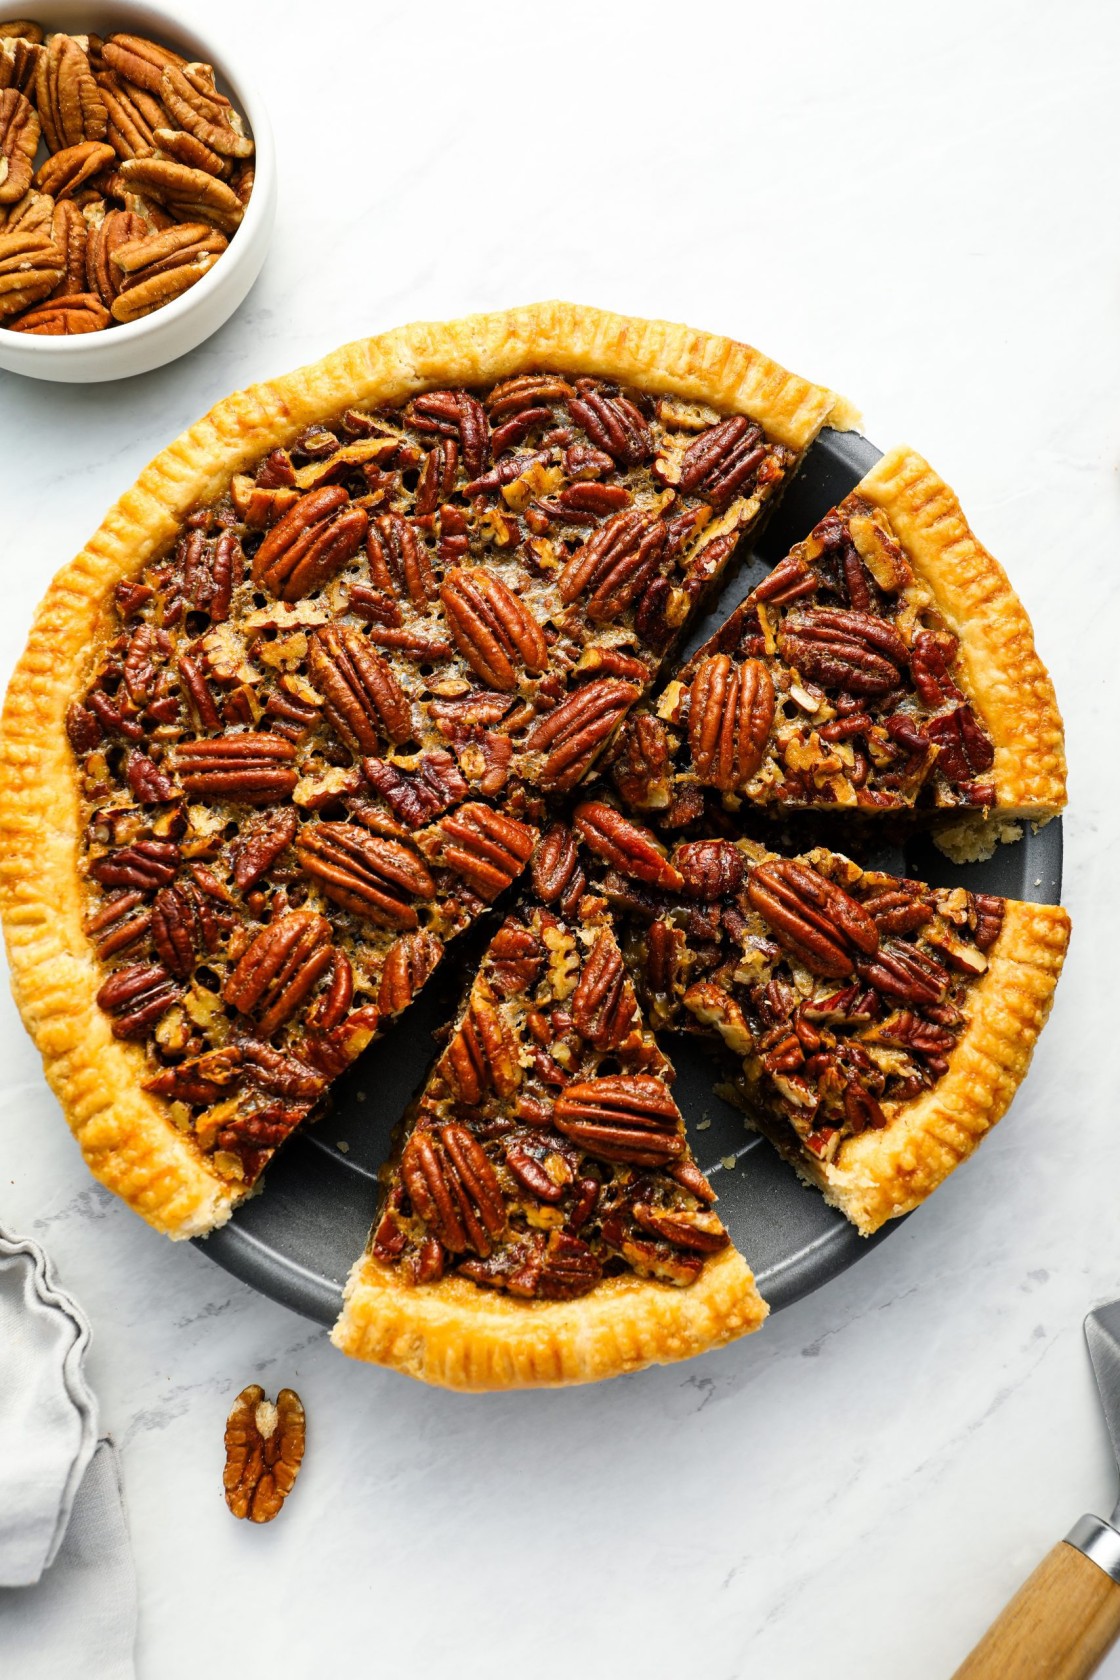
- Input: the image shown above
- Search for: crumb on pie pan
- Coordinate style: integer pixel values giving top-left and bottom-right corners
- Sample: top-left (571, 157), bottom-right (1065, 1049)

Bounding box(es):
top-left (0, 1), bottom-right (275, 383)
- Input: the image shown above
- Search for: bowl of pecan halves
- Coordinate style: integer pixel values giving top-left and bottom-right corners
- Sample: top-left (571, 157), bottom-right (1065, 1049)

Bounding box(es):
top-left (0, 3), bottom-right (275, 380)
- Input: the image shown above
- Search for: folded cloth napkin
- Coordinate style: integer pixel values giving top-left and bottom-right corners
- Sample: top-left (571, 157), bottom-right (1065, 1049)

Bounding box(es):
top-left (0, 1225), bottom-right (137, 1678)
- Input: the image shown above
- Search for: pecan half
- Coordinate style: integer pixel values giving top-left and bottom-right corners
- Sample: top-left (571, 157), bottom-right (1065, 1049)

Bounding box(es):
top-left (567, 379), bottom-right (653, 466)
top-left (223, 1385), bottom-right (305, 1524)
top-left (675, 415), bottom-right (766, 508)
top-left (573, 801), bottom-right (684, 891)
top-left (101, 31), bottom-right (185, 94)
top-left (296, 822), bottom-right (434, 926)
top-left (150, 882), bottom-right (215, 976)
top-left (924, 703), bottom-right (995, 784)
top-left (439, 992), bottom-right (521, 1101)
top-left (109, 221), bottom-right (226, 323)
top-left (367, 512), bottom-right (437, 604)
top-left (675, 839), bottom-right (745, 900)
top-left (401, 1123), bottom-right (505, 1256)
top-left (554, 1075), bottom-right (685, 1168)
top-left (173, 734), bottom-right (298, 804)
top-left (746, 859), bottom-right (880, 978)
top-left (253, 486), bottom-right (369, 602)
top-left (434, 803), bottom-right (535, 900)
top-left (439, 567), bottom-right (548, 691)
top-left (778, 609), bottom-right (909, 696)
top-left (414, 436), bottom-right (459, 516)
top-left (632, 1204), bottom-right (729, 1253)
top-left (377, 928), bottom-right (443, 1015)
top-left (35, 34), bottom-right (107, 153)
top-left (94, 68), bottom-right (158, 159)
top-left (856, 939), bottom-right (949, 1005)
top-left (89, 838), bottom-right (179, 890)
top-left (0, 87), bottom-right (38, 204)
top-left (159, 63), bottom-right (253, 159)
top-left (308, 623), bottom-right (413, 752)
top-left (96, 961), bottom-right (182, 1038)
top-left (571, 929), bottom-right (636, 1048)
top-left (557, 509), bottom-right (665, 622)
top-left (487, 374), bottom-right (573, 416)
top-left (530, 821), bottom-right (586, 912)
top-left (524, 679), bottom-right (640, 791)
top-left (688, 653), bottom-right (775, 790)
top-left (223, 909), bottom-right (335, 1035)
top-left (407, 390), bottom-right (488, 479)
top-left (49, 197), bottom-right (86, 294)
top-left (472, 1230), bottom-right (604, 1301)
top-left (119, 156), bottom-right (244, 233)
top-left (83, 208), bottom-right (143, 304)
top-left (0, 229), bottom-right (63, 318)
top-left (231, 807), bottom-right (299, 891)
top-left (9, 291), bottom-right (110, 334)
top-left (34, 138), bottom-right (114, 199)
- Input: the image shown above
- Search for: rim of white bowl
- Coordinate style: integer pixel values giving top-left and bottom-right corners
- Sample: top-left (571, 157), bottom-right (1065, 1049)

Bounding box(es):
top-left (4, 1), bottom-right (274, 362)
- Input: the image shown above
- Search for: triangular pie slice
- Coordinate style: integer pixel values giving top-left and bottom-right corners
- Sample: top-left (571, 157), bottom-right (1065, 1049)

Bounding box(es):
top-left (609, 447), bottom-right (1066, 862)
top-left (571, 803), bottom-right (1070, 1235)
top-left (0, 304), bottom-right (845, 1238)
top-left (333, 891), bottom-right (767, 1386)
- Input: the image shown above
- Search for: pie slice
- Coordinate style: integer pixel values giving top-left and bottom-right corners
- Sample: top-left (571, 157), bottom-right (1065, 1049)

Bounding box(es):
top-left (333, 891), bottom-right (767, 1386)
top-left (609, 447), bottom-right (1066, 861)
top-left (0, 303), bottom-right (844, 1238)
top-left (573, 803), bottom-right (1070, 1235)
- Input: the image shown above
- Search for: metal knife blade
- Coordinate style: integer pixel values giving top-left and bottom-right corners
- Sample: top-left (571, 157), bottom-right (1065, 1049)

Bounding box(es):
top-left (1086, 1302), bottom-right (1120, 1525)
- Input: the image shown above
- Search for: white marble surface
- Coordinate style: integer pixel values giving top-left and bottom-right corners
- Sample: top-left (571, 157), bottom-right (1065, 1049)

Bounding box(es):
top-left (1, 1), bottom-right (1117, 1673)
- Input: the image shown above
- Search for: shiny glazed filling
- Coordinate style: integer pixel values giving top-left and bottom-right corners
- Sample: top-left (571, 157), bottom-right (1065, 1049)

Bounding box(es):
top-left (67, 374), bottom-right (791, 1190)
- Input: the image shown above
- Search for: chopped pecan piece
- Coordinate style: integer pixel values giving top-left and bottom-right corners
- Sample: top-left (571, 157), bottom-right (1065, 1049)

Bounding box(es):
top-left (223, 1385), bottom-right (305, 1524)
top-left (297, 822), bottom-right (434, 926)
top-left (406, 390), bottom-right (488, 479)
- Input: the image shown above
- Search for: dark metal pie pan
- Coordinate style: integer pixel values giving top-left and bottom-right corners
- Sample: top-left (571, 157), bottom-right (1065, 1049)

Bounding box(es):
top-left (199, 428), bottom-right (1064, 1325)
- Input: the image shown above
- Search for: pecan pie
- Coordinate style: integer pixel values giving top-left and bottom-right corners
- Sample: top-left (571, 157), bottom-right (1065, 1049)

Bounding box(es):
top-left (575, 803), bottom-right (1070, 1234)
top-left (610, 450), bottom-right (1066, 858)
top-left (0, 304), bottom-right (1069, 1387)
top-left (335, 896), bottom-right (766, 1384)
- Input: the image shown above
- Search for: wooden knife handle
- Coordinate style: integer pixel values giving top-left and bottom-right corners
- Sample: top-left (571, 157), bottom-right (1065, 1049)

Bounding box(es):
top-left (953, 1524), bottom-right (1120, 1680)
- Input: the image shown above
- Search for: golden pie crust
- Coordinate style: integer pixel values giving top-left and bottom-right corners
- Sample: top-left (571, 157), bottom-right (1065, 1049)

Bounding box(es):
top-left (332, 1242), bottom-right (767, 1389)
top-left (0, 302), bottom-right (845, 1240)
top-left (859, 447), bottom-right (1066, 856)
top-left (750, 898), bottom-right (1071, 1235)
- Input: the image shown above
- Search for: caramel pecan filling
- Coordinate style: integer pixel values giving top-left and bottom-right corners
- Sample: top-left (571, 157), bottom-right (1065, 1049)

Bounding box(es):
top-left (70, 378), bottom-right (792, 1187)
top-left (610, 494), bottom-right (996, 824)
top-left (372, 903), bottom-right (728, 1298)
top-left (578, 805), bottom-right (1005, 1165)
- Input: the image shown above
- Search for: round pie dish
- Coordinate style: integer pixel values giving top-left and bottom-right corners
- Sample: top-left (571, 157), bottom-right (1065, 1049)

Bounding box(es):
top-left (0, 3), bottom-right (275, 383)
top-left (0, 304), bottom-right (1070, 1388)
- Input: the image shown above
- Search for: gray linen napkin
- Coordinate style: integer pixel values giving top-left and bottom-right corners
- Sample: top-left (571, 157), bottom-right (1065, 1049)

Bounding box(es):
top-left (0, 1225), bottom-right (137, 1678)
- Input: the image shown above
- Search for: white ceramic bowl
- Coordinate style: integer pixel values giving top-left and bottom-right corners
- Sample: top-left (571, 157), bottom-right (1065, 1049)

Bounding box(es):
top-left (0, 1), bottom-right (275, 381)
